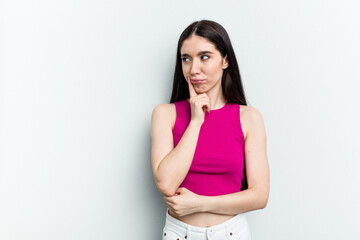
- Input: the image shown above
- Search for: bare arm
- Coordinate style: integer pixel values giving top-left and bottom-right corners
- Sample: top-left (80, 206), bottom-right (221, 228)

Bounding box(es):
top-left (151, 103), bottom-right (202, 197)
top-left (199, 106), bottom-right (270, 214)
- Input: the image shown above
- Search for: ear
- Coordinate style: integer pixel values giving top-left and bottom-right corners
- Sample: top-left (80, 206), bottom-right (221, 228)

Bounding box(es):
top-left (222, 55), bottom-right (229, 69)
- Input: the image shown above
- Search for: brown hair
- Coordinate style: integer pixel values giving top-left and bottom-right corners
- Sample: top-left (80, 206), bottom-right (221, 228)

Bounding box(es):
top-left (169, 19), bottom-right (248, 190)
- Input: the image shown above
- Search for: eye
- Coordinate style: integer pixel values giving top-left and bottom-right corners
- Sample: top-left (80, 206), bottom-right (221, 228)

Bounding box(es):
top-left (201, 55), bottom-right (210, 60)
top-left (182, 57), bottom-right (190, 62)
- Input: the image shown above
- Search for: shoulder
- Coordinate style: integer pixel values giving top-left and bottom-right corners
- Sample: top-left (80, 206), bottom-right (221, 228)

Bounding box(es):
top-left (239, 105), bottom-right (265, 140)
top-left (151, 103), bottom-right (177, 129)
top-left (240, 105), bottom-right (264, 121)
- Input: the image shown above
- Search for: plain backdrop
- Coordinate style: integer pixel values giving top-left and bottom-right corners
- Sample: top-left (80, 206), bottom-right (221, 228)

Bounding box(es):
top-left (1, 0), bottom-right (359, 239)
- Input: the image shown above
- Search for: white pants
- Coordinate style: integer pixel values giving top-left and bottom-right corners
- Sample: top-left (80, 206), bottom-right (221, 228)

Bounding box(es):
top-left (162, 208), bottom-right (251, 240)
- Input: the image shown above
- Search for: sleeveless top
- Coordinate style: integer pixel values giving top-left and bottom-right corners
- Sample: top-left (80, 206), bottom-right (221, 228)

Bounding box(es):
top-left (172, 99), bottom-right (245, 196)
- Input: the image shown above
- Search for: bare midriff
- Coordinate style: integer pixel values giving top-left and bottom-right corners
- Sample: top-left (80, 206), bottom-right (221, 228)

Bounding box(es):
top-left (168, 209), bottom-right (236, 228)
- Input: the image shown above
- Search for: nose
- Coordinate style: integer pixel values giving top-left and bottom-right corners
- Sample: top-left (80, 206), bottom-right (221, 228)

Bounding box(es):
top-left (190, 59), bottom-right (200, 75)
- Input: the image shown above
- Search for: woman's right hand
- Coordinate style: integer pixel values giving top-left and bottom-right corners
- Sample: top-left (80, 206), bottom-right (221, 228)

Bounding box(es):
top-left (187, 79), bottom-right (211, 125)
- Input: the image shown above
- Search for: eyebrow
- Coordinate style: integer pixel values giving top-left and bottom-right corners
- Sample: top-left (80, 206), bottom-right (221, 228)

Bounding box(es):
top-left (180, 51), bottom-right (214, 57)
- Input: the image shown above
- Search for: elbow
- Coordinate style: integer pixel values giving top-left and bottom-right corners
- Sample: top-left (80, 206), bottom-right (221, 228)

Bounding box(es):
top-left (260, 198), bottom-right (268, 209)
top-left (153, 169), bottom-right (177, 197)
top-left (251, 186), bottom-right (269, 210)
top-left (156, 181), bottom-right (177, 197)
top-left (259, 191), bottom-right (269, 209)
top-left (162, 189), bottom-right (176, 197)
top-left (245, 184), bottom-right (270, 210)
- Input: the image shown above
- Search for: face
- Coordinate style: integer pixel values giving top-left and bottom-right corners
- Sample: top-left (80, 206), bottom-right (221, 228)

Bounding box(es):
top-left (180, 34), bottom-right (228, 94)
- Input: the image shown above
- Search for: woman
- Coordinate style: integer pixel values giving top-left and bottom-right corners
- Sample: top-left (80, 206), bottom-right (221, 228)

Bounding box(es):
top-left (151, 20), bottom-right (270, 240)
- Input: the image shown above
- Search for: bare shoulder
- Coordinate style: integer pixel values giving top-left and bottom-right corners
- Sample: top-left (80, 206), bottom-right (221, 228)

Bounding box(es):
top-left (239, 105), bottom-right (265, 140)
top-left (240, 105), bottom-right (264, 120)
top-left (151, 103), bottom-right (177, 130)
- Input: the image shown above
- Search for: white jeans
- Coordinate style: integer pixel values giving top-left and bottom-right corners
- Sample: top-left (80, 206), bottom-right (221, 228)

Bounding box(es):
top-left (162, 208), bottom-right (251, 240)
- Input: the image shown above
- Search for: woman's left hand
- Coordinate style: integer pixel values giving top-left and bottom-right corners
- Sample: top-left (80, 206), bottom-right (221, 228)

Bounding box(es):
top-left (163, 187), bottom-right (204, 217)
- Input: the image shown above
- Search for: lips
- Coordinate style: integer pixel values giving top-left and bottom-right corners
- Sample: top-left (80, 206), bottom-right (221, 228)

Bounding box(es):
top-left (190, 79), bottom-right (204, 84)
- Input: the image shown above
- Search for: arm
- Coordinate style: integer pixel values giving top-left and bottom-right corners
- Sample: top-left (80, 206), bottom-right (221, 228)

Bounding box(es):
top-left (200, 106), bottom-right (270, 215)
top-left (151, 103), bottom-right (202, 197)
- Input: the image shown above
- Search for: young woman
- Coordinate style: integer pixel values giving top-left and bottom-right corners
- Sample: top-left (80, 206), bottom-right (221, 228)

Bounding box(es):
top-left (151, 20), bottom-right (270, 240)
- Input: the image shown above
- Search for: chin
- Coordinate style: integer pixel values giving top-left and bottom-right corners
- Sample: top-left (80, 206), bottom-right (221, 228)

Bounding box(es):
top-left (194, 87), bottom-right (207, 93)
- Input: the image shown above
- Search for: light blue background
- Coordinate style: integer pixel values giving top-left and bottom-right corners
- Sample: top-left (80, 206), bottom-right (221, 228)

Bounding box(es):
top-left (1, 0), bottom-right (359, 239)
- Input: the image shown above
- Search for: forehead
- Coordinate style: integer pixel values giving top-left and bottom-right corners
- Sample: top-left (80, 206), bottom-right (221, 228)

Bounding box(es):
top-left (180, 35), bottom-right (217, 54)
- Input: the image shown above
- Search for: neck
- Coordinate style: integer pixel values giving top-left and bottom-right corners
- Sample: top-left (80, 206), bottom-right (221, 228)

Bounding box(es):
top-left (209, 95), bottom-right (227, 110)
top-left (206, 87), bottom-right (226, 110)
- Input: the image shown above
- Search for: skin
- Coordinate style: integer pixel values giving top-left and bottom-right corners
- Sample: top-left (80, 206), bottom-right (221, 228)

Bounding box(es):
top-left (151, 34), bottom-right (270, 227)
top-left (180, 34), bottom-right (229, 115)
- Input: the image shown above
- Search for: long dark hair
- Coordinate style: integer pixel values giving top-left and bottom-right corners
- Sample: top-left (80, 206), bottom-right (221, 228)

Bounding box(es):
top-left (170, 20), bottom-right (249, 191)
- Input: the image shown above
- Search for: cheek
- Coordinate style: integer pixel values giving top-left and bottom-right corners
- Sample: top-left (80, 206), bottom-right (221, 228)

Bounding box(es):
top-left (204, 63), bottom-right (223, 78)
top-left (182, 65), bottom-right (190, 79)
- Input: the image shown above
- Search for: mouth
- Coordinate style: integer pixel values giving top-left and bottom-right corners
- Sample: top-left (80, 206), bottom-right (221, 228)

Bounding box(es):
top-left (190, 79), bottom-right (204, 84)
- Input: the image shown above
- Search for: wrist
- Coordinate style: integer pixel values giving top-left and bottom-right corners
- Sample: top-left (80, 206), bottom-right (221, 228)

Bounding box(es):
top-left (189, 120), bottom-right (203, 128)
top-left (198, 195), bottom-right (211, 213)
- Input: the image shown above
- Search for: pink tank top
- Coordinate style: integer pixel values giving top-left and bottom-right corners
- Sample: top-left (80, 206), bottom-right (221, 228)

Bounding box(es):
top-left (173, 99), bottom-right (245, 196)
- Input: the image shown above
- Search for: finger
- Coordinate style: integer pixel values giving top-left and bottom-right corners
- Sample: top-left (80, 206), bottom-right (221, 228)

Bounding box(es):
top-left (168, 208), bottom-right (176, 216)
top-left (199, 95), bottom-right (211, 113)
top-left (166, 201), bottom-right (175, 209)
top-left (164, 196), bottom-right (174, 204)
top-left (187, 78), bottom-right (197, 98)
top-left (163, 196), bottom-right (173, 203)
top-left (197, 94), bottom-right (211, 111)
top-left (197, 100), bottom-right (211, 113)
top-left (205, 102), bottom-right (211, 113)
top-left (164, 201), bottom-right (172, 210)
top-left (193, 100), bottom-right (209, 112)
